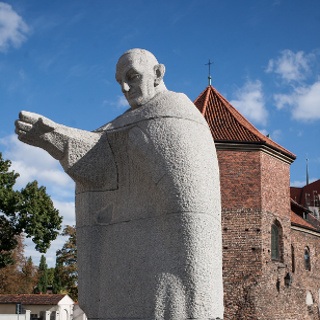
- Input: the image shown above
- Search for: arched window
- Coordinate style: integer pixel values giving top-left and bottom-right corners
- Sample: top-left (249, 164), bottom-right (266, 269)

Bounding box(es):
top-left (271, 220), bottom-right (283, 261)
top-left (304, 246), bottom-right (311, 271)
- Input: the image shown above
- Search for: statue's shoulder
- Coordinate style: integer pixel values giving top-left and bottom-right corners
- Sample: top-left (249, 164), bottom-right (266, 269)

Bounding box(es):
top-left (94, 90), bottom-right (206, 132)
top-left (160, 90), bottom-right (206, 121)
top-left (94, 109), bottom-right (131, 132)
top-left (158, 90), bottom-right (191, 105)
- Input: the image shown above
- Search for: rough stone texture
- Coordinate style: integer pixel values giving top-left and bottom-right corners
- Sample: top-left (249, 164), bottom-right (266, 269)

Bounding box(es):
top-left (75, 91), bottom-right (223, 319)
top-left (15, 49), bottom-right (223, 319)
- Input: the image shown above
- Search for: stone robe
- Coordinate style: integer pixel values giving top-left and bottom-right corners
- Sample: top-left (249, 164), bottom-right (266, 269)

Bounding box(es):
top-left (59, 90), bottom-right (223, 319)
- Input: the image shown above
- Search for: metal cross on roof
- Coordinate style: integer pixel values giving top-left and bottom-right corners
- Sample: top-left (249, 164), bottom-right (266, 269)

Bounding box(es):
top-left (205, 59), bottom-right (213, 86)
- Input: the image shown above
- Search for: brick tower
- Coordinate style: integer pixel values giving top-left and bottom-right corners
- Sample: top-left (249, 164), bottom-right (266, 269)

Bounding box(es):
top-left (194, 85), bottom-right (298, 319)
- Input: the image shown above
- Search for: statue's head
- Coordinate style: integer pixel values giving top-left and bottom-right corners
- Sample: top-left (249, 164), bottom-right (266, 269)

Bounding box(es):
top-left (115, 49), bottom-right (166, 109)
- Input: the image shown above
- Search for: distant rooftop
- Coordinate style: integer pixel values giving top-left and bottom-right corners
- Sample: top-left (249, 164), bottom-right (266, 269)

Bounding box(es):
top-left (290, 179), bottom-right (320, 207)
top-left (0, 294), bottom-right (70, 305)
top-left (291, 210), bottom-right (318, 232)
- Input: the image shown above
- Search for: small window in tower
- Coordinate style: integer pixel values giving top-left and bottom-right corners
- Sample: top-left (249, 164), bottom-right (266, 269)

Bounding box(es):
top-left (305, 193), bottom-right (311, 206)
top-left (271, 221), bottom-right (283, 261)
top-left (304, 247), bottom-right (311, 271)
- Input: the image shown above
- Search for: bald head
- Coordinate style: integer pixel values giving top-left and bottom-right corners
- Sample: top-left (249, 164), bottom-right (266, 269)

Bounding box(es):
top-left (116, 49), bottom-right (159, 71)
top-left (115, 49), bottom-right (166, 109)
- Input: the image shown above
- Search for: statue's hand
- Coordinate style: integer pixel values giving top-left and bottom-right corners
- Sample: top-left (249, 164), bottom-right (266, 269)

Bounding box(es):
top-left (15, 111), bottom-right (57, 146)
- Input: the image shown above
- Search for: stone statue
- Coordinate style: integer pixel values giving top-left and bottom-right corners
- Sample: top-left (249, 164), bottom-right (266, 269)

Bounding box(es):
top-left (15, 49), bottom-right (223, 320)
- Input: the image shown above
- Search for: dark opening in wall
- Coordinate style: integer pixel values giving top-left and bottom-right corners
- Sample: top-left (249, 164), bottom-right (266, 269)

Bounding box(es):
top-left (304, 246), bottom-right (311, 271)
top-left (271, 220), bottom-right (283, 262)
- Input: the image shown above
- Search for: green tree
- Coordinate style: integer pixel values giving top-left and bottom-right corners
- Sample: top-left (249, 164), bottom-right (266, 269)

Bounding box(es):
top-left (37, 255), bottom-right (48, 294)
top-left (55, 225), bottom-right (78, 300)
top-left (0, 152), bottom-right (62, 268)
top-left (47, 267), bottom-right (55, 287)
top-left (52, 259), bottom-right (63, 294)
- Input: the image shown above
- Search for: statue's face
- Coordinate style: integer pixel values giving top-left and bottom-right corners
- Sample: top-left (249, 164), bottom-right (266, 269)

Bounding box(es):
top-left (116, 53), bottom-right (157, 109)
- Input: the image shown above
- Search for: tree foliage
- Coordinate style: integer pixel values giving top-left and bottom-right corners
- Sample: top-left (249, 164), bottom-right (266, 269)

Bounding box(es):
top-left (47, 267), bottom-right (55, 287)
top-left (0, 236), bottom-right (38, 293)
top-left (37, 255), bottom-right (48, 294)
top-left (20, 256), bottom-right (38, 293)
top-left (53, 260), bottom-right (63, 294)
top-left (0, 152), bottom-right (62, 268)
top-left (55, 225), bottom-right (78, 300)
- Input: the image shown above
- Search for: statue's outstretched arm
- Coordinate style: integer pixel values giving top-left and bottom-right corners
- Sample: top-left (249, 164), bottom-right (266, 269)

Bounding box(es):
top-left (15, 111), bottom-right (102, 168)
top-left (15, 111), bottom-right (69, 160)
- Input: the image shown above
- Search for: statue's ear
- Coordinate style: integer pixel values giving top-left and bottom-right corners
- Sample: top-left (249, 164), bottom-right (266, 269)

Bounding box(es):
top-left (154, 64), bottom-right (165, 86)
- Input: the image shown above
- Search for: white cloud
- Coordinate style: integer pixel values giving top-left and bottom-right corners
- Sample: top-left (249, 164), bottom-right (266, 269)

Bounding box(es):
top-left (116, 95), bottom-right (129, 108)
top-left (269, 129), bottom-right (282, 141)
top-left (273, 93), bottom-right (295, 110)
top-left (266, 50), bottom-right (312, 83)
top-left (0, 2), bottom-right (30, 52)
top-left (53, 199), bottom-right (75, 227)
top-left (290, 180), bottom-right (307, 188)
top-left (259, 128), bottom-right (268, 136)
top-left (103, 95), bottom-right (129, 109)
top-left (229, 80), bottom-right (268, 126)
top-left (273, 81), bottom-right (320, 121)
top-left (267, 50), bottom-right (320, 122)
top-left (292, 82), bottom-right (320, 121)
top-left (0, 135), bottom-right (74, 196)
top-left (258, 128), bottom-right (282, 142)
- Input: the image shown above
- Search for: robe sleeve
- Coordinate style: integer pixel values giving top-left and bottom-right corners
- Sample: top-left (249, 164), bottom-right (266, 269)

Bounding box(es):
top-left (57, 128), bottom-right (118, 192)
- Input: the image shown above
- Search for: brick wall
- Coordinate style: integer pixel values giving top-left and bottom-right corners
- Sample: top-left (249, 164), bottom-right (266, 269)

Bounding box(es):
top-left (250, 225), bottom-right (320, 319)
top-left (258, 152), bottom-right (296, 317)
top-left (217, 148), bottom-right (320, 319)
top-left (218, 149), bottom-right (263, 319)
top-left (290, 228), bottom-right (320, 318)
top-left (260, 152), bottom-right (291, 218)
top-left (217, 150), bottom-right (261, 210)
top-left (222, 208), bottom-right (262, 319)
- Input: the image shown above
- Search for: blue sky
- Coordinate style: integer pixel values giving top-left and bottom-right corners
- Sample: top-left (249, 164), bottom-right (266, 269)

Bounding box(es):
top-left (0, 0), bottom-right (320, 266)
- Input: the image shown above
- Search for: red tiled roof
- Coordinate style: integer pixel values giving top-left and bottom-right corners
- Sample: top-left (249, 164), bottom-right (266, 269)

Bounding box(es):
top-left (290, 198), bottom-right (320, 231)
top-left (194, 85), bottom-right (296, 160)
top-left (0, 294), bottom-right (67, 305)
top-left (291, 211), bottom-right (319, 232)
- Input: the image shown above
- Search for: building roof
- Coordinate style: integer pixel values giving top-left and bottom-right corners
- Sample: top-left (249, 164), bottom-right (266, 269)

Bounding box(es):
top-left (290, 198), bottom-right (320, 231)
top-left (290, 180), bottom-right (320, 231)
top-left (290, 179), bottom-right (320, 207)
top-left (0, 294), bottom-right (68, 305)
top-left (290, 186), bottom-right (302, 204)
top-left (290, 198), bottom-right (311, 215)
top-left (194, 85), bottom-right (296, 161)
top-left (291, 211), bottom-right (319, 232)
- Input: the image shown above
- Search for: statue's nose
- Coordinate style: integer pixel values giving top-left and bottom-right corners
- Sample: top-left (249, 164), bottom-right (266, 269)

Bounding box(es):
top-left (122, 82), bottom-right (130, 93)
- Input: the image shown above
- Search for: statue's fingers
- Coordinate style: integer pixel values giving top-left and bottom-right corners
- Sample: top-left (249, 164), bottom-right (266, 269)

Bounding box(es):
top-left (15, 128), bottom-right (32, 142)
top-left (19, 110), bottom-right (40, 124)
top-left (15, 120), bottom-right (33, 132)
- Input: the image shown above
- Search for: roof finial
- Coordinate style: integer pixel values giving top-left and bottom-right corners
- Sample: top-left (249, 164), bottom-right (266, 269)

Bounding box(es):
top-left (306, 157), bottom-right (309, 185)
top-left (205, 59), bottom-right (213, 86)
